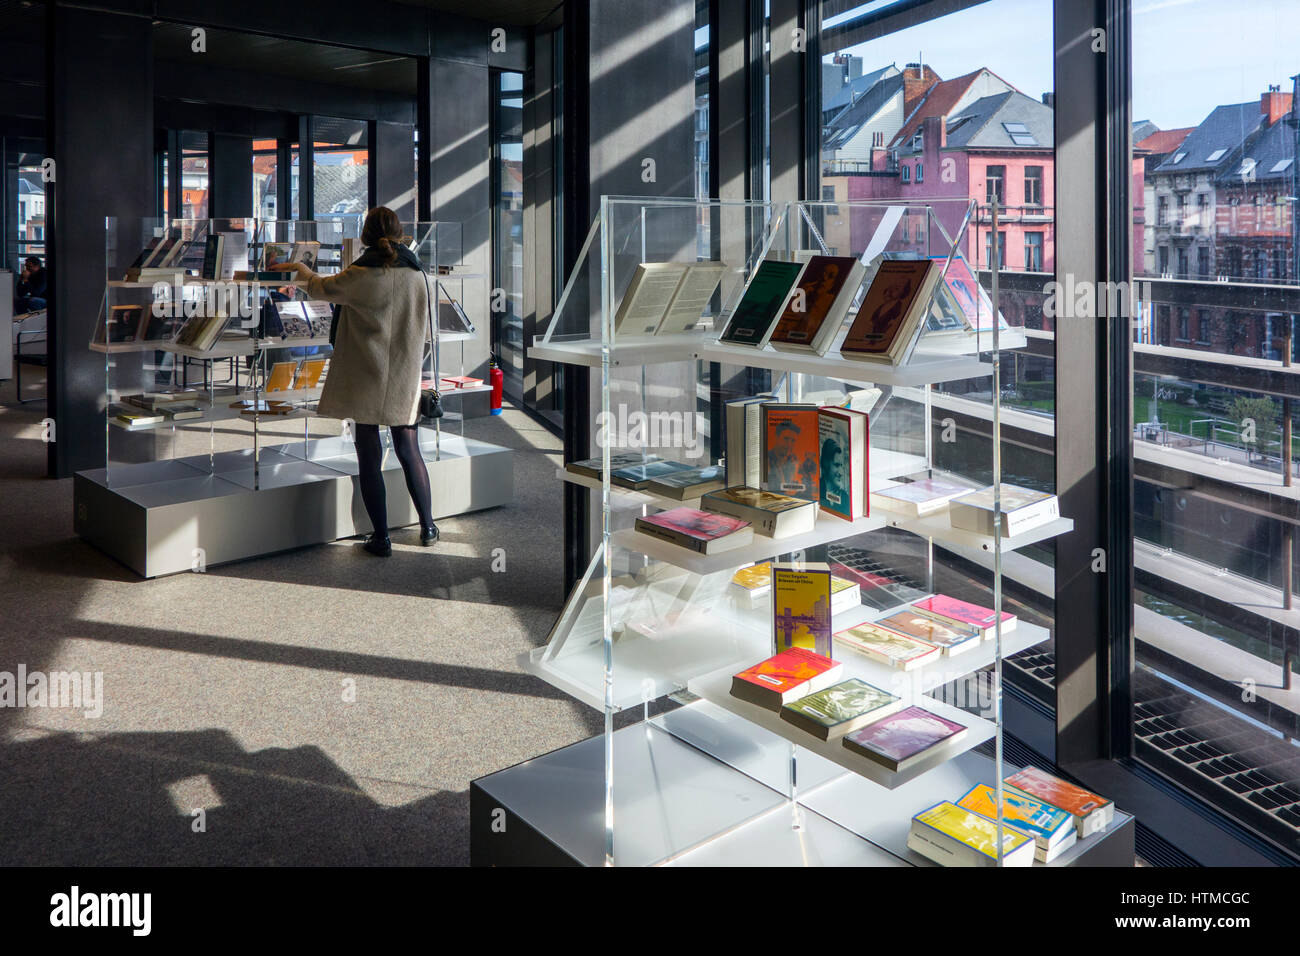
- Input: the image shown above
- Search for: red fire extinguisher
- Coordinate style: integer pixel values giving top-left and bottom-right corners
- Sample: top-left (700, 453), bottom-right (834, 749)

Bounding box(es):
top-left (490, 358), bottom-right (504, 415)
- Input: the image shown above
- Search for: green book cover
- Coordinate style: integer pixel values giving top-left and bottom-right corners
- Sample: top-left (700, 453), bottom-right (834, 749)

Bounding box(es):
top-left (780, 678), bottom-right (898, 730)
top-left (720, 259), bottom-right (805, 345)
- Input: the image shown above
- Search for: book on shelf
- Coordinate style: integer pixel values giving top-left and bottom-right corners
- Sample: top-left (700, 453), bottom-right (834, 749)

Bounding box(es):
top-left (302, 300), bottom-right (333, 337)
top-left (162, 403), bottom-right (205, 422)
top-left (564, 452), bottom-right (661, 482)
top-left (870, 476), bottom-right (975, 518)
top-left (613, 261), bottom-right (725, 336)
top-left (610, 459), bottom-right (696, 490)
top-left (111, 405), bottom-right (165, 428)
top-left (130, 267), bottom-right (187, 283)
top-left (730, 647), bottom-right (844, 711)
top-left (955, 783), bottom-right (1077, 863)
top-left (771, 561), bottom-right (833, 656)
top-left (124, 236), bottom-right (164, 279)
top-left (717, 258), bottom-right (806, 347)
top-left (262, 240), bottom-right (319, 272)
top-left (234, 270), bottom-right (296, 283)
top-left (645, 464), bottom-right (726, 500)
top-left (106, 305), bottom-right (145, 343)
top-left (436, 291), bottom-right (476, 335)
top-left (221, 232), bottom-right (250, 279)
top-left (806, 386), bottom-right (883, 416)
top-left (174, 313), bottom-right (232, 352)
top-left (700, 486), bottom-right (816, 538)
top-left (731, 562), bottom-right (774, 604)
top-left (274, 301), bottom-right (313, 338)
top-left (265, 361), bottom-right (298, 393)
top-left (908, 801), bottom-right (1035, 867)
top-left (138, 309), bottom-right (174, 343)
top-left (657, 261), bottom-right (728, 335)
top-left (779, 677), bottom-right (903, 741)
top-left (767, 255), bottom-right (865, 354)
top-left (724, 394), bottom-right (773, 489)
top-left (817, 406), bottom-right (869, 520)
top-left (842, 705), bottom-right (967, 771)
top-left (833, 620), bottom-right (941, 671)
top-left (1004, 767), bottom-right (1114, 838)
top-left (123, 389), bottom-right (202, 412)
top-left (930, 254), bottom-right (1008, 335)
top-left (910, 595), bottom-right (1016, 641)
top-left (633, 507), bottom-right (753, 554)
top-left (872, 609), bottom-right (982, 656)
top-left (294, 358), bottom-right (328, 390)
top-left (948, 484), bottom-right (1060, 538)
top-left (762, 403), bottom-right (820, 501)
top-left (840, 258), bottom-right (942, 365)
top-left (232, 399), bottom-right (295, 416)
top-left (441, 375), bottom-right (484, 389)
top-left (200, 234), bottom-right (226, 281)
top-left (829, 575), bottom-right (861, 616)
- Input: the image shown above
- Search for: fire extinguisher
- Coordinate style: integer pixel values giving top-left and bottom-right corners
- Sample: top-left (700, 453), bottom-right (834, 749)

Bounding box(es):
top-left (489, 358), bottom-right (504, 416)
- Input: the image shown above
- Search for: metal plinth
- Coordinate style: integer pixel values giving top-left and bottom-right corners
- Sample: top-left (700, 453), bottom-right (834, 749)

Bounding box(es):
top-left (470, 710), bottom-right (1135, 867)
top-left (74, 432), bottom-right (513, 577)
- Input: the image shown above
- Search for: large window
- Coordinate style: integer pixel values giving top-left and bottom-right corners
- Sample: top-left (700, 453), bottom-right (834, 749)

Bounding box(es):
top-left (1131, 0), bottom-right (1300, 859)
top-left (492, 70), bottom-right (525, 403)
top-left (311, 117), bottom-right (368, 220)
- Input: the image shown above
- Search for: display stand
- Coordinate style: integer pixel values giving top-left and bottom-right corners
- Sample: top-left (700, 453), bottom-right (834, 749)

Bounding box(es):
top-left (75, 216), bottom-right (511, 577)
top-left (483, 196), bottom-right (1103, 867)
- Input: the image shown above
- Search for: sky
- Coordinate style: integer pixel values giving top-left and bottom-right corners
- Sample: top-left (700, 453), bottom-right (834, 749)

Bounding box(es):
top-left (830, 0), bottom-right (1300, 132)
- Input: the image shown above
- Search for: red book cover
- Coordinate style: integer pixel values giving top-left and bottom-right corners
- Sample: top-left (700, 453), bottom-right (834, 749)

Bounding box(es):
top-left (733, 647), bottom-right (839, 697)
top-left (638, 507), bottom-right (749, 542)
top-left (768, 255), bottom-right (859, 346)
top-left (913, 595), bottom-right (1015, 631)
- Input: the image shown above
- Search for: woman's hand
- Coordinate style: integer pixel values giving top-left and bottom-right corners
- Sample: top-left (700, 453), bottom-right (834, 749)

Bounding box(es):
top-left (285, 261), bottom-right (315, 281)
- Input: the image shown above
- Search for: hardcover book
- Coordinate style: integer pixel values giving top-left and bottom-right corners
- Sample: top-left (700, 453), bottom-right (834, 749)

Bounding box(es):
top-left (724, 395), bottom-right (773, 488)
top-left (700, 486), bottom-right (816, 537)
top-left (842, 705), bottom-right (967, 771)
top-left (633, 507), bottom-right (753, 554)
top-left (873, 610), bottom-right (981, 656)
top-left (1004, 767), bottom-right (1115, 837)
top-left (833, 621), bottom-right (940, 671)
top-left (870, 477), bottom-right (974, 518)
top-left (955, 783), bottom-right (1077, 862)
top-left (718, 259), bottom-right (806, 346)
top-left (730, 647), bottom-right (843, 710)
top-left (779, 678), bottom-right (903, 740)
top-left (817, 407), bottom-right (869, 520)
top-left (771, 561), bottom-right (833, 656)
top-left (762, 404), bottom-right (820, 501)
top-left (911, 594), bottom-right (1016, 640)
top-left (841, 258), bottom-right (941, 365)
top-left (767, 255), bottom-right (864, 354)
top-left (908, 801), bottom-right (1035, 867)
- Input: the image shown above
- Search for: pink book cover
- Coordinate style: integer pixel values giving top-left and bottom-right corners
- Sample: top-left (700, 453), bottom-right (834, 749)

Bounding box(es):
top-left (640, 507), bottom-right (749, 542)
top-left (913, 595), bottom-right (1014, 630)
top-left (843, 705), bottom-right (966, 762)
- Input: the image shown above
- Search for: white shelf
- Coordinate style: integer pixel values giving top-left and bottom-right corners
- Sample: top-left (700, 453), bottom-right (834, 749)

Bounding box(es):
top-left (258, 335), bottom-right (332, 349)
top-left (687, 661), bottom-right (995, 790)
top-left (528, 332), bottom-right (707, 368)
top-left (164, 340), bottom-right (257, 359)
top-left (441, 384), bottom-right (492, 396)
top-left (698, 340), bottom-right (991, 387)
top-left (883, 512), bottom-right (1074, 553)
top-left (90, 340), bottom-right (161, 354)
top-left (555, 467), bottom-right (707, 508)
top-left (438, 331), bottom-right (476, 343)
top-left (613, 510), bottom-right (887, 576)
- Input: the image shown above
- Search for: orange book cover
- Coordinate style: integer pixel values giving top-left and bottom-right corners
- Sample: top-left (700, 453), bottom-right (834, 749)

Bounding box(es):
top-left (763, 404), bottom-right (820, 501)
top-left (265, 361), bottom-right (298, 393)
top-left (1005, 766), bottom-right (1112, 817)
top-left (733, 647), bottom-right (838, 696)
top-left (768, 255), bottom-right (859, 347)
top-left (294, 358), bottom-right (328, 390)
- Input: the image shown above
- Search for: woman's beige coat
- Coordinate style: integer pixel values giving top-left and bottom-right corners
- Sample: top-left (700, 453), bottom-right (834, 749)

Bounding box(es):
top-left (307, 264), bottom-right (431, 426)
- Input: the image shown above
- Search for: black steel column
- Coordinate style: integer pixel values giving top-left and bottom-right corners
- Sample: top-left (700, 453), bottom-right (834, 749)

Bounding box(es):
top-left (167, 129), bottom-right (182, 222)
top-left (297, 115), bottom-right (314, 220)
top-left (46, 6), bottom-right (154, 478)
top-left (370, 120), bottom-right (416, 221)
top-left (276, 137), bottom-right (292, 223)
top-left (416, 57), bottom-right (433, 222)
top-left (209, 133), bottom-right (253, 219)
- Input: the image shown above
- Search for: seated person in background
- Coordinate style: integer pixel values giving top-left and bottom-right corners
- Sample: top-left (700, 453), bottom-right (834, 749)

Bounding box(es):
top-left (15, 256), bottom-right (47, 313)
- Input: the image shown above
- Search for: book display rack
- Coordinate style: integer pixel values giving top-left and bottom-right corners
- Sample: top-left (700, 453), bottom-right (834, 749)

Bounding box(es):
top-left (473, 196), bottom-right (1131, 867)
top-left (74, 215), bottom-right (512, 577)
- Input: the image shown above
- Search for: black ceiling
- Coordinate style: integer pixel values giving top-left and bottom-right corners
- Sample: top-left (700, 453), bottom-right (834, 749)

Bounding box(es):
top-left (387, 0), bottom-right (559, 26)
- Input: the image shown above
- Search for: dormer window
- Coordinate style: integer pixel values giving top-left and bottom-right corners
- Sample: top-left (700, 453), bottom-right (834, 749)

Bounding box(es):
top-left (1205, 148), bottom-right (1227, 162)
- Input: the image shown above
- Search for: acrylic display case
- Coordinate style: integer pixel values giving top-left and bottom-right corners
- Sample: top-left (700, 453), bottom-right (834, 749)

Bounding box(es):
top-left (505, 196), bottom-right (1101, 867)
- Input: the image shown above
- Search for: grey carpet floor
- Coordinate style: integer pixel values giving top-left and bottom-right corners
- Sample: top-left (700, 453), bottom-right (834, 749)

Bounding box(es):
top-left (0, 368), bottom-right (601, 864)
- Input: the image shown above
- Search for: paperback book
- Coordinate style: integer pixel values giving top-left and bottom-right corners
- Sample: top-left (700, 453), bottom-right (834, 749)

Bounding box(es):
top-left (833, 621), bottom-right (940, 671)
top-left (633, 507), bottom-right (754, 555)
top-left (762, 404), bottom-right (820, 501)
top-left (611, 459), bottom-right (696, 490)
top-left (565, 452), bottom-right (661, 481)
top-left (766, 255), bottom-right (864, 354)
top-left (724, 395), bottom-right (773, 488)
top-left (730, 647), bottom-right (843, 710)
top-left (771, 561), bottom-right (833, 656)
top-left (948, 484), bottom-right (1060, 538)
top-left (955, 783), bottom-right (1077, 863)
top-left (840, 258), bottom-right (942, 365)
top-left (911, 595), bottom-right (1016, 641)
top-left (817, 407), bottom-right (869, 520)
top-left (872, 610), bottom-right (981, 657)
top-left (779, 678), bottom-right (903, 740)
top-left (842, 705), bottom-right (967, 771)
top-left (1004, 767), bottom-right (1114, 837)
top-left (718, 258), bottom-right (806, 346)
top-left (870, 477), bottom-right (974, 518)
top-left (700, 486), bottom-right (816, 538)
top-left (908, 801), bottom-right (1035, 867)
top-left (646, 464), bottom-right (726, 499)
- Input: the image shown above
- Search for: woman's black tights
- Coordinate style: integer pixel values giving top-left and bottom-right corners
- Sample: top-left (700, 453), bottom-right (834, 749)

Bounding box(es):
top-left (353, 423), bottom-right (434, 536)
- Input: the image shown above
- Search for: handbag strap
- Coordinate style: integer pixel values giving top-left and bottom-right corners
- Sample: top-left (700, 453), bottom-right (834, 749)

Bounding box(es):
top-left (423, 272), bottom-right (437, 386)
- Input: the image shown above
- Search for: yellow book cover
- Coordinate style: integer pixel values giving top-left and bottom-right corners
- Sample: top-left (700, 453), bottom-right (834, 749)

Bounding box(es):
top-left (913, 801), bottom-right (1032, 860)
top-left (830, 576), bottom-right (856, 595)
top-left (732, 562), bottom-right (772, 592)
top-left (265, 361), bottom-right (298, 393)
top-left (294, 358), bottom-right (328, 390)
top-left (771, 561), bottom-right (832, 656)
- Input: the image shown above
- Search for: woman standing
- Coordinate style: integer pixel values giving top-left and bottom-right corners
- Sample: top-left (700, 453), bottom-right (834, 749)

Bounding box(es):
top-left (287, 206), bottom-right (438, 556)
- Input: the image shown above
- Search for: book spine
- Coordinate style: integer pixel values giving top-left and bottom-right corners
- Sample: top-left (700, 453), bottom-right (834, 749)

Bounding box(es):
top-left (700, 496), bottom-right (775, 534)
top-left (633, 519), bottom-right (707, 553)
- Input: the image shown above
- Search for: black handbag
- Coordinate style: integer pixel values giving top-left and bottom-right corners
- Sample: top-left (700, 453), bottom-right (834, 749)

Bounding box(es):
top-left (418, 274), bottom-right (443, 422)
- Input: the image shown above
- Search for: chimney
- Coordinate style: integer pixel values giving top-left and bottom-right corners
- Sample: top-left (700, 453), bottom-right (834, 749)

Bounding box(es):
top-left (1261, 86), bottom-right (1292, 125)
top-left (921, 115), bottom-right (946, 151)
top-left (1042, 92), bottom-right (1055, 108)
top-left (902, 64), bottom-right (939, 120)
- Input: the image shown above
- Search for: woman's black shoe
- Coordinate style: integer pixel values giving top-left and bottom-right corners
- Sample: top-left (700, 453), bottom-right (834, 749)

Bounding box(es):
top-left (363, 533), bottom-right (392, 557)
top-left (420, 524), bottom-right (440, 547)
